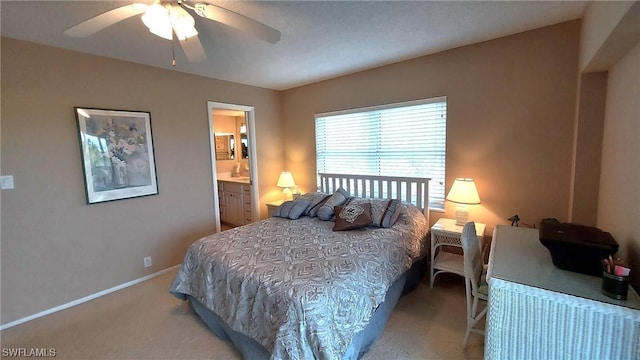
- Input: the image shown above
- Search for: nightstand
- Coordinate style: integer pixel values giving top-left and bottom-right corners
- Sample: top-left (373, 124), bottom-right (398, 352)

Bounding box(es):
top-left (266, 200), bottom-right (284, 217)
top-left (430, 218), bottom-right (485, 287)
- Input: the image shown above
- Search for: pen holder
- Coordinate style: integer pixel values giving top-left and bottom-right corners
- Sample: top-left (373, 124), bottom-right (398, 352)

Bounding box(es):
top-left (602, 271), bottom-right (629, 300)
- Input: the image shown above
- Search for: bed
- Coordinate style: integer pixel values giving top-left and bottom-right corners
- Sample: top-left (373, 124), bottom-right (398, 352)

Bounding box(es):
top-left (170, 174), bottom-right (431, 359)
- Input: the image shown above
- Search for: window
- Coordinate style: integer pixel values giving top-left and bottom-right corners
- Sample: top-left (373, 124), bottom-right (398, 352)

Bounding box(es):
top-left (315, 97), bottom-right (446, 210)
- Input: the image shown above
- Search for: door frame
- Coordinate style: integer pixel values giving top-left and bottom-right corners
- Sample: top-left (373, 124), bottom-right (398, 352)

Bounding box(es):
top-left (207, 101), bottom-right (259, 233)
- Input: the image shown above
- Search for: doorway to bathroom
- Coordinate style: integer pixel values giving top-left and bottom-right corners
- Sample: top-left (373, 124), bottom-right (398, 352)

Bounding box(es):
top-left (207, 101), bottom-right (259, 233)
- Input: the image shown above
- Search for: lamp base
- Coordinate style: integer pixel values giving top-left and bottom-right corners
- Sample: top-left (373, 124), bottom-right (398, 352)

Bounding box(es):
top-left (454, 205), bottom-right (469, 226)
top-left (282, 188), bottom-right (293, 201)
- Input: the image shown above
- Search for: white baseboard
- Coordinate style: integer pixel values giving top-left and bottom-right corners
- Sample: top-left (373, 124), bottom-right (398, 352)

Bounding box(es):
top-left (0, 265), bottom-right (180, 331)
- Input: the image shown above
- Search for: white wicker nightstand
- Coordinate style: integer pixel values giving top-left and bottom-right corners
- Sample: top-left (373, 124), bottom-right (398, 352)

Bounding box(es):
top-left (430, 218), bottom-right (485, 287)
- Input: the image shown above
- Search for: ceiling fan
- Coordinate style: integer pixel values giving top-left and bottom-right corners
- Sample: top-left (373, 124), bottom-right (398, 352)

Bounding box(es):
top-left (64, 1), bottom-right (281, 64)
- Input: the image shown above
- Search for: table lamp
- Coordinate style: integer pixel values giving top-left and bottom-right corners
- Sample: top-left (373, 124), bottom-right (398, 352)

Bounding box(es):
top-left (446, 178), bottom-right (481, 226)
top-left (277, 171), bottom-right (296, 200)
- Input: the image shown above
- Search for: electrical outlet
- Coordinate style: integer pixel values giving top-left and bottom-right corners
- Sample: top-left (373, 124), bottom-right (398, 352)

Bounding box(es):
top-left (0, 175), bottom-right (14, 190)
top-left (144, 256), bottom-right (152, 268)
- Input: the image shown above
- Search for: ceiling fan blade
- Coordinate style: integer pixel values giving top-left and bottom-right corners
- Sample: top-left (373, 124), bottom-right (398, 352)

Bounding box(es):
top-left (193, 3), bottom-right (281, 44)
top-left (64, 3), bottom-right (149, 37)
top-left (180, 36), bottom-right (207, 63)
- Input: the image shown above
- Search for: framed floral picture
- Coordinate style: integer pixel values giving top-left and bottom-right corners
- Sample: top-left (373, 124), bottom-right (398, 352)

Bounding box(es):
top-left (75, 107), bottom-right (158, 204)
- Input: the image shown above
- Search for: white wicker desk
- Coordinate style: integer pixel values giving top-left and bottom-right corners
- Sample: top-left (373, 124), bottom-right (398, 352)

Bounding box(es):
top-left (486, 225), bottom-right (640, 360)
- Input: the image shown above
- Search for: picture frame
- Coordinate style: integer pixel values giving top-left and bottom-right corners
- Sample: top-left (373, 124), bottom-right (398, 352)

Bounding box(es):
top-left (75, 107), bottom-right (158, 204)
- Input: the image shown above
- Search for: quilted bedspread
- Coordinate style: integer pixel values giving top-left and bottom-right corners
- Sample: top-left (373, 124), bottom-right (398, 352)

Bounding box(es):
top-left (169, 204), bottom-right (428, 360)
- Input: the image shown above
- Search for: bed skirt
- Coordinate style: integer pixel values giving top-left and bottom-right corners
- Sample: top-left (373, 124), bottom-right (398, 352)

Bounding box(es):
top-left (187, 258), bottom-right (426, 360)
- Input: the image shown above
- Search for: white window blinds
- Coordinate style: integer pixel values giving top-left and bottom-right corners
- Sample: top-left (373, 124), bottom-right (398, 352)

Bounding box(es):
top-left (315, 97), bottom-right (447, 210)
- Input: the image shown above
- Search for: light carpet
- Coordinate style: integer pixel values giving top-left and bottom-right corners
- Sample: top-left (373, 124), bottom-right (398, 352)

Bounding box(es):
top-left (1, 269), bottom-right (484, 359)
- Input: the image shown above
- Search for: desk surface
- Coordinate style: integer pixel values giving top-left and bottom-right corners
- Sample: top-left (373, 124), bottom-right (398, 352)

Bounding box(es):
top-left (488, 225), bottom-right (640, 310)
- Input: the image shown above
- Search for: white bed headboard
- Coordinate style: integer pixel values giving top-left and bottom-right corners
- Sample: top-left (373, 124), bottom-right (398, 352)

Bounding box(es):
top-left (318, 173), bottom-right (430, 224)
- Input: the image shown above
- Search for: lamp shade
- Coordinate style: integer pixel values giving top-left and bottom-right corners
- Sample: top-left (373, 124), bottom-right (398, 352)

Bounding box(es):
top-left (277, 172), bottom-right (296, 188)
top-left (446, 178), bottom-right (481, 205)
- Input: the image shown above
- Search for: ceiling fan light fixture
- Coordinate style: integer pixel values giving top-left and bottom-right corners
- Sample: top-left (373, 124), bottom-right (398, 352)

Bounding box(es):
top-left (142, 3), bottom-right (172, 40)
top-left (148, 23), bottom-right (173, 40)
top-left (142, 3), bottom-right (169, 28)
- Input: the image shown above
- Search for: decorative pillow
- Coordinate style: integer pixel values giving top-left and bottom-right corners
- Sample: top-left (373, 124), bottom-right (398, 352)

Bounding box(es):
top-left (333, 202), bottom-right (372, 231)
top-left (299, 192), bottom-right (331, 217)
top-left (380, 199), bottom-right (403, 228)
top-left (347, 197), bottom-right (386, 227)
top-left (316, 188), bottom-right (350, 221)
top-left (272, 199), bottom-right (311, 220)
top-left (346, 197), bottom-right (404, 228)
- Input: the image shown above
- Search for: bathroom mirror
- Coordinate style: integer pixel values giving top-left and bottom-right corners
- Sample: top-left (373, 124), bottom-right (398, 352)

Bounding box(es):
top-left (214, 133), bottom-right (235, 160)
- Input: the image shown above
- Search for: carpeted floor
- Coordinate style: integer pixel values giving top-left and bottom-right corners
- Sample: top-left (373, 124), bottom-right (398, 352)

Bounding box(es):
top-left (0, 268), bottom-right (484, 359)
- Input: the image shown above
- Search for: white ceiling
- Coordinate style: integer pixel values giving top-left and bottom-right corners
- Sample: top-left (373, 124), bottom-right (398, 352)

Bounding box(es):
top-left (0, 1), bottom-right (588, 91)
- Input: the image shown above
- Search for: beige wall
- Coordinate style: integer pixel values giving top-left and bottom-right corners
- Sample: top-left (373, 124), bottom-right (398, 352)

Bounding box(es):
top-left (580, 1), bottom-right (638, 72)
top-left (570, 71), bottom-right (607, 226)
top-left (579, 1), bottom-right (640, 291)
top-left (597, 42), bottom-right (640, 290)
top-left (1, 38), bottom-right (283, 324)
top-left (282, 21), bottom-right (581, 233)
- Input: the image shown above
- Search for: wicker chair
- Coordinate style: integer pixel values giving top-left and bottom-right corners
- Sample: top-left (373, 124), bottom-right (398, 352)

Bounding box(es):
top-left (461, 221), bottom-right (488, 347)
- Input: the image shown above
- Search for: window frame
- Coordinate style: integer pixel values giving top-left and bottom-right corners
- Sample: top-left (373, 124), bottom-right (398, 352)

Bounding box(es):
top-left (314, 96), bottom-right (447, 211)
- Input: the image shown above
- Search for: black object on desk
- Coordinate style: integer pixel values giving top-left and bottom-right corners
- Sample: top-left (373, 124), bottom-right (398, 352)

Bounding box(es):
top-left (539, 222), bottom-right (619, 276)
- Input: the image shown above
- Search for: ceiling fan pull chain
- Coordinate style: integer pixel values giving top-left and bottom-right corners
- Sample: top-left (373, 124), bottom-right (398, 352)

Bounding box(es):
top-left (171, 37), bottom-right (176, 67)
